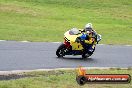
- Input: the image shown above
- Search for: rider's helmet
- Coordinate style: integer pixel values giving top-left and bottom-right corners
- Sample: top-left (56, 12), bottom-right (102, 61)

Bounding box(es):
top-left (84, 23), bottom-right (93, 32)
top-left (86, 30), bottom-right (93, 37)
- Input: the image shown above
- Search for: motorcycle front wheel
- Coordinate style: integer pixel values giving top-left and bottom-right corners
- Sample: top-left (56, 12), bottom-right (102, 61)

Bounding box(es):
top-left (56, 43), bottom-right (66, 58)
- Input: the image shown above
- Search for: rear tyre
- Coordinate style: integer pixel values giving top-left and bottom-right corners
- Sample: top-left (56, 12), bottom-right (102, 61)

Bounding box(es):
top-left (89, 47), bottom-right (95, 56)
top-left (82, 47), bottom-right (95, 59)
top-left (56, 43), bottom-right (66, 58)
top-left (82, 53), bottom-right (87, 59)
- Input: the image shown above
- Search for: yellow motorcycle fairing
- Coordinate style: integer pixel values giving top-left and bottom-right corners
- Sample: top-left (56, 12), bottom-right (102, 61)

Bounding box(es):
top-left (64, 31), bottom-right (84, 50)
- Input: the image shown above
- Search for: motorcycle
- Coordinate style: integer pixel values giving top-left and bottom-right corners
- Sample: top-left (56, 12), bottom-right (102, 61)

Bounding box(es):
top-left (56, 28), bottom-right (101, 58)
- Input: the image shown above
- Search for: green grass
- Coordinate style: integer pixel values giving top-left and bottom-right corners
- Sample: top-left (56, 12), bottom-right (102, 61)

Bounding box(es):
top-left (0, 0), bottom-right (132, 44)
top-left (0, 69), bottom-right (132, 88)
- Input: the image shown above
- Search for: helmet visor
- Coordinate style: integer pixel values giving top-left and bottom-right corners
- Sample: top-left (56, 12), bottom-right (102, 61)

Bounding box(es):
top-left (85, 28), bottom-right (92, 32)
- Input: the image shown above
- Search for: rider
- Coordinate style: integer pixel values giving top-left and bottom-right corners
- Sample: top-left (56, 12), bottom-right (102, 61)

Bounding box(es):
top-left (83, 23), bottom-right (97, 36)
top-left (77, 23), bottom-right (96, 54)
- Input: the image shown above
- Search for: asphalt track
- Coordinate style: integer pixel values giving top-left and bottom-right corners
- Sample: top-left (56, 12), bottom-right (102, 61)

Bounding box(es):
top-left (0, 41), bottom-right (132, 71)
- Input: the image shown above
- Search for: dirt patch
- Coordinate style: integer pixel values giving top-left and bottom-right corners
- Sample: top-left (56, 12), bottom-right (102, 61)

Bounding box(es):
top-left (0, 73), bottom-right (34, 80)
top-left (0, 4), bottom-right (37, 16)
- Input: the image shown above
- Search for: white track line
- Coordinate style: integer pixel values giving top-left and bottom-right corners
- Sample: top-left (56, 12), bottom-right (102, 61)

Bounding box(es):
top-left (20, 41), bottom-right (29, 42)
top-left (0, 40), bottom-right (131, 46)
top-left (0, 40), bottom-right (6, 41)
top-left (0, 67), bottom-right (130, 75)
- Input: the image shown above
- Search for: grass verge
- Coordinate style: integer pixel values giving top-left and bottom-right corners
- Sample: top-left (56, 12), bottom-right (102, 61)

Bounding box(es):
top-left (0, 0), bottom-right (132, 44)
top-left (0, 68), bottom-right (132, 88)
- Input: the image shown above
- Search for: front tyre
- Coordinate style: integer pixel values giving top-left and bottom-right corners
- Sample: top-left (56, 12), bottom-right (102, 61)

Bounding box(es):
top-left (56, 43), bottom-right (66, 58)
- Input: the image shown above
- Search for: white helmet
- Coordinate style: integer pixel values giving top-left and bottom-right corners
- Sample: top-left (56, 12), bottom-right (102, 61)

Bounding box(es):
top-left (85, 23), bottom-right (92, 29)
top-left (84, 23), bottom-right (93, 32)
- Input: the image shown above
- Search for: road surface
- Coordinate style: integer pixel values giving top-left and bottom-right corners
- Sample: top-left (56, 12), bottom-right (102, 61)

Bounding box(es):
top-left (0, 41), bottom-right (132, 71)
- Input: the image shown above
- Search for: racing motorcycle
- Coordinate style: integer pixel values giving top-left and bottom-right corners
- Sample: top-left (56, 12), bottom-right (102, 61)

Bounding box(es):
top-left (56, 28), bottom-right (101, 58)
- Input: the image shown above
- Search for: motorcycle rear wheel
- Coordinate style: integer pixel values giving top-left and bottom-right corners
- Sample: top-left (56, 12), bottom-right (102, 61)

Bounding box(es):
top-left (82, 47), bottom-right (95, 58)
top-left (82, 53), bottom-right (89, 58)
